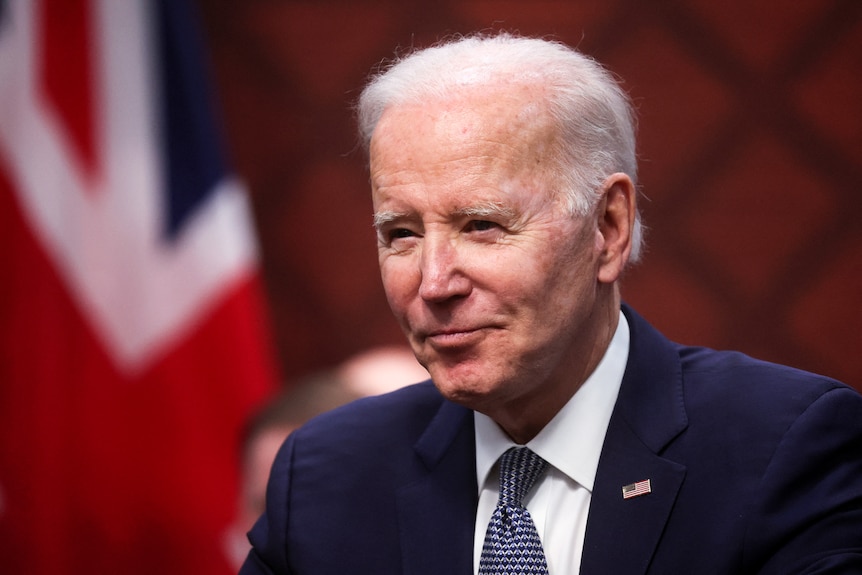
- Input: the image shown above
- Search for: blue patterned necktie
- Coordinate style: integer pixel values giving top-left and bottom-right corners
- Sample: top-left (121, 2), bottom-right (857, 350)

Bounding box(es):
top-left (478, 446), bottom-right (550, 575)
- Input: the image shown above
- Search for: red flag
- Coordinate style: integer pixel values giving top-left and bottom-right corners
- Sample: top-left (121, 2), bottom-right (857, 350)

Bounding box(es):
top-left (0, 0), bottom-right (278, 573)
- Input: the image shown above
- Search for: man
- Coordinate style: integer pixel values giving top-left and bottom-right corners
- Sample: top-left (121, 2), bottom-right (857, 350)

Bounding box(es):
top-left (241, 33), bottom-right (862, 574)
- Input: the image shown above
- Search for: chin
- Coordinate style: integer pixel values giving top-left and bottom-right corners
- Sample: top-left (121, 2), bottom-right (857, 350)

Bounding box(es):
top-left (431, 373), bottom-right (497, 410)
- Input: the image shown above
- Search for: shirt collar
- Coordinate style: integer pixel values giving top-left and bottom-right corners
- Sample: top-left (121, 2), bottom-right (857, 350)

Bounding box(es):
top-left (475, 311), bottom-right (630, 493)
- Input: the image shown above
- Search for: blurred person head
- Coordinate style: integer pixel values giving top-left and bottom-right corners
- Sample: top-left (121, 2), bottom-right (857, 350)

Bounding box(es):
top-left (241, 347), bottom-right (427, 526)
top-left (338, 344), bottom-right (430, 397)
top-left (238, 371), bottom-right (360, 530)
top-left (225, 346), bottom-right (427, 567)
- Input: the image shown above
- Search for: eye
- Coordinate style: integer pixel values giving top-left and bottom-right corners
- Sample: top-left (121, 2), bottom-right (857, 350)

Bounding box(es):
top-left (389, 228), bottom-right (416, 240)
top-left (379, 226), bottom-right (419, 250)
top-left (466, 220), bottom-right (498, 232)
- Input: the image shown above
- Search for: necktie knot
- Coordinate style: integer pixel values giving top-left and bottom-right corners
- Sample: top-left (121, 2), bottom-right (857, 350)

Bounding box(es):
top-left (498, 447), bottom-right (548, 507)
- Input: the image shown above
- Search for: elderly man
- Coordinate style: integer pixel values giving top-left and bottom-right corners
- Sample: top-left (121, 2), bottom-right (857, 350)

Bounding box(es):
top-left (241, 33), bottom-right (862, 574)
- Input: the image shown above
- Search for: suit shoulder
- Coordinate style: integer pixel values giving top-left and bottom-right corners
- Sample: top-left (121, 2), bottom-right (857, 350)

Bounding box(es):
top-left (676, 345), bottom-right (860, 430)
top-left (678, 346), bottom-right (849, 390)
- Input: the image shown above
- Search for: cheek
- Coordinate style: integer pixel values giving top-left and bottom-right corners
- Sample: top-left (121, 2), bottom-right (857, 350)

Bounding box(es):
top-left (533, 239), bottom-right (597, 307)
top-left (380, 259), bottom-right (417, 313)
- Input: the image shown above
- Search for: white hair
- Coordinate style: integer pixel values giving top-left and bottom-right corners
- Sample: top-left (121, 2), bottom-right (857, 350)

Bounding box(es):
top-left (357, 32), bottom-right (644, 262)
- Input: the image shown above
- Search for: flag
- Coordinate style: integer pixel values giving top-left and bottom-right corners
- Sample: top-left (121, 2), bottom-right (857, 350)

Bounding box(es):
top-left (622, 479), bottom-right (652, 500)
top-left (0, 0), bottom-right (278, 573)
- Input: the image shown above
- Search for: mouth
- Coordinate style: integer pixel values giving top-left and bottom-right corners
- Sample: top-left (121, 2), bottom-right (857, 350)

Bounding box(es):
top-left (423, 327), bottom-right (488, 349)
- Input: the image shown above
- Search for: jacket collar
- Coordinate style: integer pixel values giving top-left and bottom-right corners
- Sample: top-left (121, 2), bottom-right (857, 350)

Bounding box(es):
top-left (397, 397), bottom-right (477, 575)
top-left (580, 304), bottom-right (689, 574)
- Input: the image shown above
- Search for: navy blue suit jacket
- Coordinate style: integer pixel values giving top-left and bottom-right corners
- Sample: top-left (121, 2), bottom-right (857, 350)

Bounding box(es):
top-left (241, 306), bottom-right (862, 574)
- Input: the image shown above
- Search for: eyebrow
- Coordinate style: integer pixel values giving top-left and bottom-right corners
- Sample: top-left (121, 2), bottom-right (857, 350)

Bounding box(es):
top-left (455, 201), bottom-right (516, 220)
top-left (372, 201), bottom-right (517, 230)
top-left (372, 210), bottom-right (407, 230)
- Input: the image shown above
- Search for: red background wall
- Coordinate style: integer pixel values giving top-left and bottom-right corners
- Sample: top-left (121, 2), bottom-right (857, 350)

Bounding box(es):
top-left (195, 0), bottom-right (862, 391)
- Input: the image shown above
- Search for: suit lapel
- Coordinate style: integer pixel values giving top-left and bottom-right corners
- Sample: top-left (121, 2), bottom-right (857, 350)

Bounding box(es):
top-left (581, 306), bottom-right (689, 574)
top-left (581, 416), bottom-right (686, 574)
top-left (397, 399), bottom-right (477, 575)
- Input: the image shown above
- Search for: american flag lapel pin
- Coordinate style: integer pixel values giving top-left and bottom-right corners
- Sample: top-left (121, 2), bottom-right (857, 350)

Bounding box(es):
top-left (622, 479), bottom-right (652, 500)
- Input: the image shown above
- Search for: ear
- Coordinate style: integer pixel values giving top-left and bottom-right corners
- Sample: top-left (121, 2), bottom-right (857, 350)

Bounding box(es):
top-left (596, 173), bottom-right (636, 284)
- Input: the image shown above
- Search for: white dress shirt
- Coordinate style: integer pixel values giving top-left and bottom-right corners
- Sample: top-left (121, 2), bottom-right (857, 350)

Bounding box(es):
top-left (473, 312), bottom-right (630, 574)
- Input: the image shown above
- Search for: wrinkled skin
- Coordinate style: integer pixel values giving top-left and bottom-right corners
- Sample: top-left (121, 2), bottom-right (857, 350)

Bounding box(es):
top-left (370, 86), bottom-right (635, 443)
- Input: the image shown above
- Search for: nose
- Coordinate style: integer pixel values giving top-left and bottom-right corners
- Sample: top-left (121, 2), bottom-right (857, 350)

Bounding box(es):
top-left (417, 234), bottom-right (471, 303)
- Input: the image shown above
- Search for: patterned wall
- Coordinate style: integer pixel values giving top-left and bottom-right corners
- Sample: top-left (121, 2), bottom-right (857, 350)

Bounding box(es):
top-left (196, 0), bottom-right (862, 391)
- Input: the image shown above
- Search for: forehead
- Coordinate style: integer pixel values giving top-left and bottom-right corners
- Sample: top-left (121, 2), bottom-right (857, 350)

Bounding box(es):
top-left (369, 85), bottom-right (557, 186)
